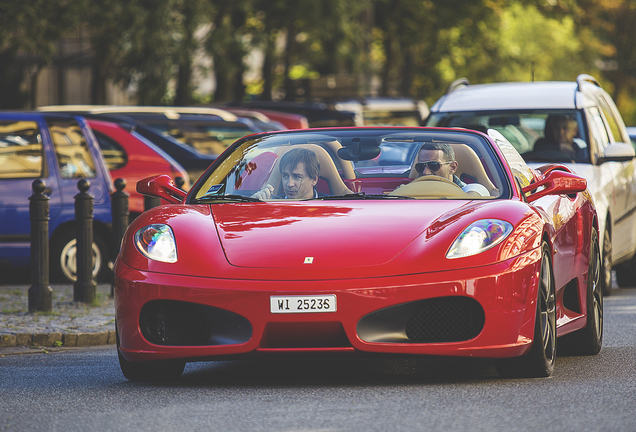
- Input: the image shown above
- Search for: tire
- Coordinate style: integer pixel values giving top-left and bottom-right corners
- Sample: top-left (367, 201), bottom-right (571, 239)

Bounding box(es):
top-left (496, 242), bottom-right (556, 378)
top-left (559, 229), bottom-right (603, 355)
top-left (601, 226), bottom-right (612, 296)
top-left (615, 256), bottom-right (636, 288)
top-left (50, 229), bottom-right (109, 284)
top-left (116, 327), bottom-right (185, 382)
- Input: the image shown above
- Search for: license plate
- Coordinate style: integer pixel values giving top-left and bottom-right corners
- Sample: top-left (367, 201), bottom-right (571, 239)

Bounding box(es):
top-left (270, 295), bottom-right (337, 313)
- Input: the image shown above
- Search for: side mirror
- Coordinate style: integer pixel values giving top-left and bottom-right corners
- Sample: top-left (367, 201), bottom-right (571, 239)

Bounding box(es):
top-left (136, 175), bottom-right (186, 204)
top-left (599, 142), bottom-right (635, 163)
top-left (522, 169), bottom-right (587, 203)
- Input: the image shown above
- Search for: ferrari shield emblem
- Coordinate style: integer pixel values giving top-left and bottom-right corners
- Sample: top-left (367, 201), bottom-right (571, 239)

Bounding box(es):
top-left (304, 257), bottom-right (314, 264)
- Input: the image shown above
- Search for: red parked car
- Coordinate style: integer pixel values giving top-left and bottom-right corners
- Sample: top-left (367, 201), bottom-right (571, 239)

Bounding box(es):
top-left (114, 126), bottom-right (602, 381)
top-left (222, 107), bottom-right (309, 130)
top-left (87, 119), bottom-right (190, 217)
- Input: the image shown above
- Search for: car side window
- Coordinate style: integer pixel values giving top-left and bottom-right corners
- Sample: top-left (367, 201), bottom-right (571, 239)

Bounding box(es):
top-left (0, 120), bottom-right (45, 179)
top-left (597, 94), bottom-right (628, 144)
top-left (47, 119), bottom-right (97, 178)
top-left (586, 106), bottom-right (611, 156)
top-left (93, 130), bottom-right (128, 171)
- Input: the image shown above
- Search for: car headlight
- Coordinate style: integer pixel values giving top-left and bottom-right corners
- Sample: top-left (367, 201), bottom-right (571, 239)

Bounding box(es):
top-left (134, 224), bottom-right (177, 263)
top-left (446, 219), bottom-right (513, 259)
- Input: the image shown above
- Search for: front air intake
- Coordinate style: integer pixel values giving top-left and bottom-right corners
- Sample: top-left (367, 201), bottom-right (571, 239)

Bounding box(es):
top-left (404, 296), bottom-right (485, 342)
top-left (140, 300), bottom-right (252, 346)
top-left (357, 296), bottom-right (485, 344)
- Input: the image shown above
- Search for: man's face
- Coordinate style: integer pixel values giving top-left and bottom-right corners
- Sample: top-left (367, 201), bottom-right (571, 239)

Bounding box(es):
top-left (281, 162), bottom-right (318, 199)
top-left (416, 149), bottom-right (457, 181)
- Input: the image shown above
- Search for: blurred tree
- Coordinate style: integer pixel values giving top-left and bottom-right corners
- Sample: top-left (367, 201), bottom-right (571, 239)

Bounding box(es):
top-left (207, 0), bottom-right (251, 102)
top-left (246, 0), bottom-right (367, 101)
top-left (3, 0), bottom-right (636, 120)
top-left (0, 48), bottom-right (27, 109)
top-left (372, 0), bottom-right (500, 98)
top-left (82, 0), bottom-right (138, 104)
top-left (0, 0), bottom-right (82, 108)
top-left (110, 0), bottom-right (182, 105)
top-left (567, 0), bottom-right (636, 124)
top-left (249, 0), bottom-right (292, 100)
top-left (432, 2), bottom-right (597, 86)
top-left (174, 0), bottom-right (210, 106)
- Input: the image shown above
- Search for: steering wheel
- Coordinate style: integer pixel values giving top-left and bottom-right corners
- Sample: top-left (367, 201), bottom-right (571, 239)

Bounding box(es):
top-left (389, 175), bottom-right (467, 198)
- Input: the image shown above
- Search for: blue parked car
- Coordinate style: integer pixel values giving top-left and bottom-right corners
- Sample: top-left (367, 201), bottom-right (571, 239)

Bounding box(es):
top-left (0, 112), bottom-right (113, 283)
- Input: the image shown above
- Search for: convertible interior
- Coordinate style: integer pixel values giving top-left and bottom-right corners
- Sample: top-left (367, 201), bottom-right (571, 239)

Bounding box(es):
top-left (197, 132), bottom-right (505, 201)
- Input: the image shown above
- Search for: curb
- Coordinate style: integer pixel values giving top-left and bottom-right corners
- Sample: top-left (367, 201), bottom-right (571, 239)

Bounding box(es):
top-left (0, 330), bottom-right (116, 349)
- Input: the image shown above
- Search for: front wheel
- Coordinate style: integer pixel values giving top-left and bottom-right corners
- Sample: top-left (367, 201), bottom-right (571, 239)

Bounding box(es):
top-left (615, 250), bottom-right (636, 288)
top-left (116, 328), bottom-right (185, 382)
top-left (496, 242), bottom-right (556, 378)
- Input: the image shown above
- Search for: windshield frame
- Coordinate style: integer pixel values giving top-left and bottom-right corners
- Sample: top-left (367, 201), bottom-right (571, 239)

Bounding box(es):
top-left (186, 127), bottom-right (512, 204)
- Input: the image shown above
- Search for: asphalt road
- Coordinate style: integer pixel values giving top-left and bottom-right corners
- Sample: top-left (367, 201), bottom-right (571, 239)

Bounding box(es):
top-left (2, 288), bottom-right (636, 432)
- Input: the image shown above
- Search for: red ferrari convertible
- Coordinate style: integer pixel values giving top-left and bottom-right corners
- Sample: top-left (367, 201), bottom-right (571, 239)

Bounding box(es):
top-left (114, 127), bottom-right (602, 381)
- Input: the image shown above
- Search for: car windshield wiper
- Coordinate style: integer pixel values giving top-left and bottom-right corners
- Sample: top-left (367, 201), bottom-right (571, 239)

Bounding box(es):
top-left (313, 192), bottom-right (414, 200)
top-left (192, 194), bottom-right (263, 203)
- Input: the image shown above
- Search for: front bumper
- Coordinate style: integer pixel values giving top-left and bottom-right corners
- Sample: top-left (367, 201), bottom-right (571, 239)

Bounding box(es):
top-left (115, 248), bottom-right (541, 363)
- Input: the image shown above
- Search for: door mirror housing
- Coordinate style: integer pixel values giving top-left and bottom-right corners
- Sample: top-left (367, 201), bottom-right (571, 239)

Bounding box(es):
top-left (522, 169), bottom-right (587, 203)
top-left (599, 142), bottom-right (635, 163)
top-left (136, 175), bottom-right (186, 204)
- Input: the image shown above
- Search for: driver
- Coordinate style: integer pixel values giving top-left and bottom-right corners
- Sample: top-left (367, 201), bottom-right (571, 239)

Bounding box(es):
top-left (252, 148), bottom-right (323, 200)
top-left (532, 114), bottom-right (585, 162)
top-left (415, 142), bottom-right (490, 196)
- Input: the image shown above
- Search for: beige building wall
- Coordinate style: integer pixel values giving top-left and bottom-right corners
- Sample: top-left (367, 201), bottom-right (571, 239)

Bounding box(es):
top-left (34, 65), bottom-right (132, 108)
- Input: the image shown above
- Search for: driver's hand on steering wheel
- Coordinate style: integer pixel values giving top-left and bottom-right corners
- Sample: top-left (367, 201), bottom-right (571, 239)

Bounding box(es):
top-left (251, 184), bottom-right (274, 200)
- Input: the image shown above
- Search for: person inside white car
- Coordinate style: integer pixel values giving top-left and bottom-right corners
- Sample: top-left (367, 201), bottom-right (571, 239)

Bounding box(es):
top-left (532, 114), bottom-right (587, 162)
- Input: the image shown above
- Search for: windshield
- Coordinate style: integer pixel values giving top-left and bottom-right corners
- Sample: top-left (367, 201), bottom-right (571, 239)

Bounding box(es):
top-left (190, 128), bottom-right (510, 203)
top-left (427, 110), bottom-right (589, 164)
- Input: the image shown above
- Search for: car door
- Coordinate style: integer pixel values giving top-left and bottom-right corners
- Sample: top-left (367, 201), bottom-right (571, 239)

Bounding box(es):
top-left (490, 130), bottom-right (579, 287)
top-left (45, 117), bottom-right (111, 227)
top-left (596, 94), bottom-right (636, 261)
top-left (0, 116), bottom-right (63, 265)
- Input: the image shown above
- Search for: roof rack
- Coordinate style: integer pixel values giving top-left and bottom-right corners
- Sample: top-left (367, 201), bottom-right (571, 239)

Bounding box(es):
top-left (445, 78), bottom-right (470, 95)
top-left (576, 74), bottom-right (601, 91)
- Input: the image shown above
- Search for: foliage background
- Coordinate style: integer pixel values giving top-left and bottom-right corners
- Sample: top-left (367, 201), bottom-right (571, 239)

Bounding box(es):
top-left (1, 0), bottom-right (636, 124)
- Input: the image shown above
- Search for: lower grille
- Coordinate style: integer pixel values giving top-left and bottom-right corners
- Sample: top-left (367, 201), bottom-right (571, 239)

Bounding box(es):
top-left (405, 297), bottom-right (485, 343)
top-left (357, 296), bottom-right (485, 344)
top-left (140, 300), bottom-right (252, 346)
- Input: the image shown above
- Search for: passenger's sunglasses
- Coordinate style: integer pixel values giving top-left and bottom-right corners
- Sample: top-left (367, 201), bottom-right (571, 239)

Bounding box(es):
top-left (415, 161), bottom-right (451, 174)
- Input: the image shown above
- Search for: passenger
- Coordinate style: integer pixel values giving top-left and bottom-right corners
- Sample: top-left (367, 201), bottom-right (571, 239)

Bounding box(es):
top-left (414, 142), bottom-right (490, 196)
top-left (252, 148), bottom-right (323, 199)
top-left (533, 115), bottom-right (584, 162)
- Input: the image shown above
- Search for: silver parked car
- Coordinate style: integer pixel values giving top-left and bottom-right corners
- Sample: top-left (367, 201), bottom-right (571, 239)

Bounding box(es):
top-left (425, 74), bottom-right (636, 295)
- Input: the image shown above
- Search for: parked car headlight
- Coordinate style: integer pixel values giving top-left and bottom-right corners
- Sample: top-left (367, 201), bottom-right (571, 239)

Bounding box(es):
top-left (134, 224), bottom-right (177, 263)
top-left (447, 219), bottom-right (513, 259)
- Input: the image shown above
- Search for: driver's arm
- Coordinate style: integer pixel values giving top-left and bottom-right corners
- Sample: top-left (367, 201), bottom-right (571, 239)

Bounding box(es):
top-left (251, 184), bottom-right (275, 199)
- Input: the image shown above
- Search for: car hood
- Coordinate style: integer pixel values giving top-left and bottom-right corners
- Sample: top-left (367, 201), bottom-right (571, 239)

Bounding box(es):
top-left (120, 199), bottom-right (540, 280)
top-left (214, 201), bottom-right (455, 268)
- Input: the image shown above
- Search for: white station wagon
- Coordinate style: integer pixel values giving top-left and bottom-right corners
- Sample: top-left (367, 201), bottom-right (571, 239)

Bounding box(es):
top-left (425, 74), bottom-right (636, 295)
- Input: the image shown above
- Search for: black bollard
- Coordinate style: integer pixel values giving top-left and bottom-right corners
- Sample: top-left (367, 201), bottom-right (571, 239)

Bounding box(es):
top-left (28, 179), bottom-right (52, 313)
top-left (144, 195), bottom-right (161, 211)
top-left (175, 176), bottom-right (185, 190)
top-left (73, 179), bottom-right (96, 304)
top-left (110, 178), bottom-right (129, 296)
